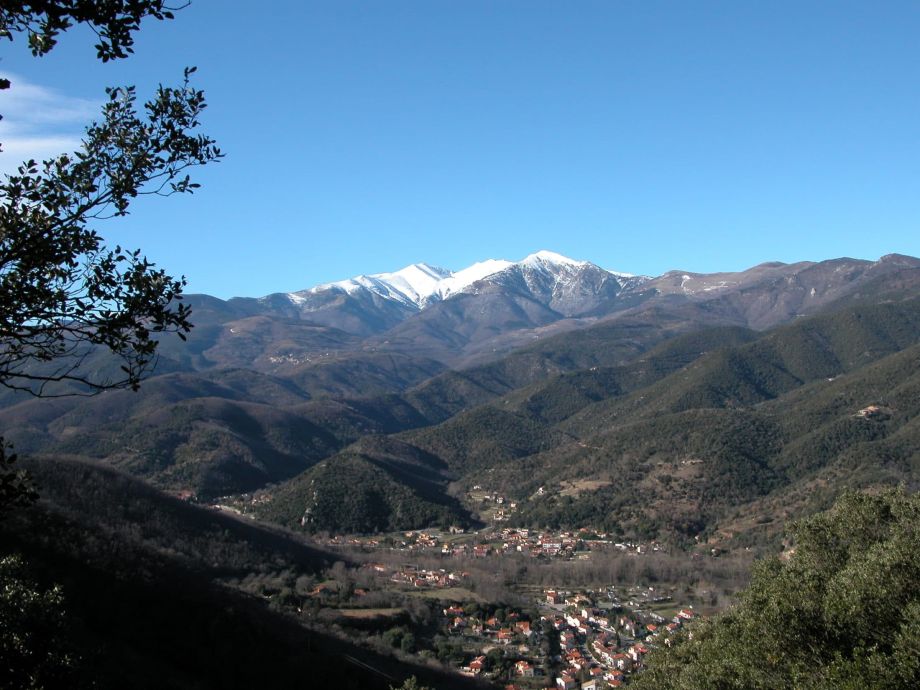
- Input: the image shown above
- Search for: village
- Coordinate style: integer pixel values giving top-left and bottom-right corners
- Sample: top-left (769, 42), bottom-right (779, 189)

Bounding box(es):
top-left (435, 580), bottom-right (695, 688)
top-left (330, 554), bottom-right (697, 689)
top-left (321, 524), bottom-right (667, 562)
top-left (220, 488), bottom-right (713, 688)
top-left (446, 585), bottom-right (697, 689)
top-left (214, 484), bottom-right (687, 570)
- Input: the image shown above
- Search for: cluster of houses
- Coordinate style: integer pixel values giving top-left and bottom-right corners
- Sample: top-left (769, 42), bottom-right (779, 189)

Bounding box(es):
top-left (470, 488), bottom-right (521, 522)
top-left (546, 610), bottom-right (634, 688)
top-left (444, 605), bottom-right (535, 645)
top-left (325, 531), bottom-right (449, 551)
top-left (453, 527), bottom-right (664, 560)
top-left (483, 527), bottom-right (666, 559)
top-left (446, 605), bottom-right (549, 682)
top-left (435, 584), bottom-right (700, 688)
top-left (318, 525), bottom-right (667, 565)
top-left (363, 562), bottom-right (469, 589)
top-left (542, 589), bottom-right (697, 690)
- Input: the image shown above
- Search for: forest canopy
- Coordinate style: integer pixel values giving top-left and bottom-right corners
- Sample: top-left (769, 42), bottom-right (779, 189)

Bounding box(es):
top-left (635, 489), bottom-right (920, 689)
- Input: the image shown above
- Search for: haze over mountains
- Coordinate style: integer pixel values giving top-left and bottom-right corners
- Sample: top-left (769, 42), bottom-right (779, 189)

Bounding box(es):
top-left (5, 250), bottom-right (920, 546)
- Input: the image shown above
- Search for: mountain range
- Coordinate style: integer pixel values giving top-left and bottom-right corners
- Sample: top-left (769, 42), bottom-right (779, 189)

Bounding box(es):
top-left (137, 250), bottom-right (920, 376)
top-left (4, 250), bottom-right (920, 547)
top-left (285, 249), bottom-right (640, 311)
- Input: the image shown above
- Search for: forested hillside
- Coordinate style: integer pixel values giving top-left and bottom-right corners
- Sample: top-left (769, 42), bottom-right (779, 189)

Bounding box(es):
top-left (634, 490), bottom-right (920, 689)
top-left (7, 270), bottom-right (920, 545)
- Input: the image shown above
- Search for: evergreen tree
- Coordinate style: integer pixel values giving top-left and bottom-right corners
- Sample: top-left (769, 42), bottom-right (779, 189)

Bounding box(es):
top-left (635, 489), bottom-right (920, 689)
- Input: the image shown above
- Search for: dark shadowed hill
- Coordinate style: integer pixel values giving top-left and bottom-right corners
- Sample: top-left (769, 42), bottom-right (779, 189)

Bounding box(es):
top-left (1, 455), bottom-right (484, 690)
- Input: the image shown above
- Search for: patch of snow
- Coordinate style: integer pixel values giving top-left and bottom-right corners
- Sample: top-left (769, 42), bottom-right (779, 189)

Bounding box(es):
top-left (433, 258), bottom-right (513, 299)
top-left (367, 263), bottom-right (452, 305)
top-left (519, 249), bottom-right (587, 268)
top-left (306, 262), bottom-right (452, 308)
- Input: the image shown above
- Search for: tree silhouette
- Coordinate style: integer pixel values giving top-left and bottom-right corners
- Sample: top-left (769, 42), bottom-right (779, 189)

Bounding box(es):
top-left (0, 2), bottom-right (221, 396)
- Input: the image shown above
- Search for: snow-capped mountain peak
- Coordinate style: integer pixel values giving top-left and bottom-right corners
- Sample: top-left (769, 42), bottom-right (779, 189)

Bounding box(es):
top-left (519, 249), bottom-right (587, 268)
top-left (294, 257), bottom-right (519, 310)
top-left (300, 262), bottom-right (451, 309)
top-left (285, 251), bottom-right (640, 313)
top-left (366, 263), bottom-right (452, 305)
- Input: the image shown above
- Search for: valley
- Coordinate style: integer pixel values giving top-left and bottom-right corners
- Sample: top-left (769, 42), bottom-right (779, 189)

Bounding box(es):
top-left (4, 251), bottom-right (920, 688)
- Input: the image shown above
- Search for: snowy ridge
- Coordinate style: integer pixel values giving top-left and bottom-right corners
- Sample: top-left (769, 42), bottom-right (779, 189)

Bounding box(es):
top-left (287, 250), bottom-right (639, 310)
top-left (302, 263), bottom-right (452, 308)
top-left (432, 258), bottom-right (513, 301)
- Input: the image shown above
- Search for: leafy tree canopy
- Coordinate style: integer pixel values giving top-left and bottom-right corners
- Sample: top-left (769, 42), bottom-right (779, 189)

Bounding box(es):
top-left (0, 1), bottom-right (181, 61)
top-left (635, 489), bottom-right (920, 689)
top-left (0, 69), bottom-right (220, 395)
top-left (0, 440), bottom-right (36, 515)
top-left (0, 1), bottom-right (221, 396)
top-left (0, 553), bottom-right (85, 689)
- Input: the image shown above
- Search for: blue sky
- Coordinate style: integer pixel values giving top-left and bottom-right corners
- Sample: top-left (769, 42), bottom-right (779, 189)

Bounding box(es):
top-left (1, 1), bottom-right (918, 298)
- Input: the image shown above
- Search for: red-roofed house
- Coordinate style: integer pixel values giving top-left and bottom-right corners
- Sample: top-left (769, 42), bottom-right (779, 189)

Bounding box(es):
top-left (515, 660), bottom-right (535, 677)
top-left (556, 673), bottom-right (577, 690)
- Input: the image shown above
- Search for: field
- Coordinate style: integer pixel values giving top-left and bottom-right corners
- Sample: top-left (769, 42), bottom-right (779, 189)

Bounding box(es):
top-left (336, 607), bottom-right (406, 619)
